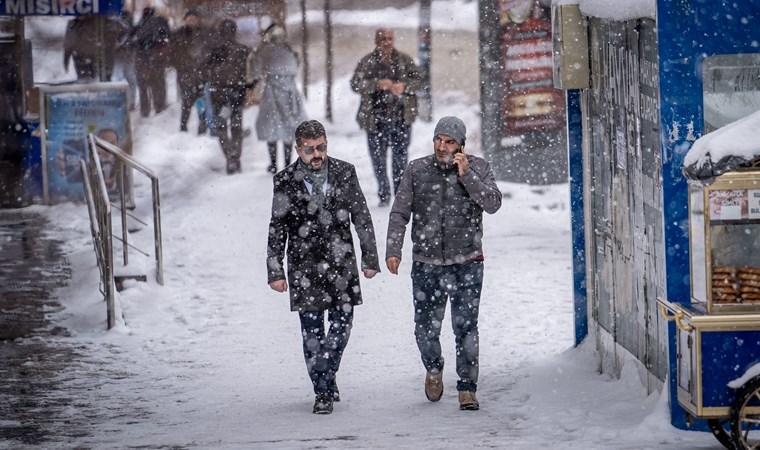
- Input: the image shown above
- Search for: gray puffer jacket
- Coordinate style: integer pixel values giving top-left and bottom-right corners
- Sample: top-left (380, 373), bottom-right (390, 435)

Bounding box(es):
top-left (386, 154), bottom-right (502, 266)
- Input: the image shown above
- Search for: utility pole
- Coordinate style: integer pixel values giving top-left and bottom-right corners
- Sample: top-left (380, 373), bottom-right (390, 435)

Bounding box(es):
top-left (417, 0), bottom-right (432, 122)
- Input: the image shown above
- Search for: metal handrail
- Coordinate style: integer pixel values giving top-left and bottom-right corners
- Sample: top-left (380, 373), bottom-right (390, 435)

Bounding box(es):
top-left (88, 134), bottom-right (164, 285)
top-left (80, 147), bottom-right (116, 329)
top-left (80, 134), bottom-right (163, 329)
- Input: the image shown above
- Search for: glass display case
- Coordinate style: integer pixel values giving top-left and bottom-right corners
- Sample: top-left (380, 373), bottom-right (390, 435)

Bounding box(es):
top-left (689, 170), bottom-right (760, 314)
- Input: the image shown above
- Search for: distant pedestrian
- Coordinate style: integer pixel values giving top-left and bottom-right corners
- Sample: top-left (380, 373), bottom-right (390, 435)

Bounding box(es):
top-left (350, 28), bottom-right (423, 206)
top-left (202, 19), bottom-right (254, 174)
top-left (267, 120), bottom-right (380, 415)
top-left (112, 10), bottom-right (138, 110)
top-left (385, 116), bottom-right (502, 411)
top-left (252, 24), bottom-right (305, 174)
top-left (131, 7), bottom-right (170, 117)
top-left (171, 10), bottom-right (210, 134)
top-left (64, 15), bottom-right (127, 81)
top-left (0, 53), bottom-right (31, 204)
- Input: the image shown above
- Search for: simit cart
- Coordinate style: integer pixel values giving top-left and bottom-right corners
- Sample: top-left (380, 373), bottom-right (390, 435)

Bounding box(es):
top-left (659, 161), bottom-right (760, 450)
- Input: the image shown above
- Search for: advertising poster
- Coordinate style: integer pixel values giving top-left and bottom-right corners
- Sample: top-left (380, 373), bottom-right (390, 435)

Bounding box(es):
top-left (499, 0), bottom-right (565, 135)
top-left (41, 84), bottom-right (131, 203)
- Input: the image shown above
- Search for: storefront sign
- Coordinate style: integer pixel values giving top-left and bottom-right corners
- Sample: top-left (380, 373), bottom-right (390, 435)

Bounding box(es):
top-left (0, 0), bottom-right (121, 16)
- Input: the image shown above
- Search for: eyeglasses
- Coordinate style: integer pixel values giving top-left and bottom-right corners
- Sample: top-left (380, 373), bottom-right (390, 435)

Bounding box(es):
top-left (302, 143), bottom-right (327, 155)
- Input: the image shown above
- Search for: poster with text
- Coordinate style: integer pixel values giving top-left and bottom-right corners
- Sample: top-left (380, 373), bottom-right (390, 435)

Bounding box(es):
top-left (42, 85), bottom-right (131, 203)
top-left (709, 189), bottom-right (748, 221)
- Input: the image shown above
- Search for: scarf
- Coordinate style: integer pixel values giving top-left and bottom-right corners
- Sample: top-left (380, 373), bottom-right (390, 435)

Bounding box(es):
top-left (299, 158), bottom-right (328, 208)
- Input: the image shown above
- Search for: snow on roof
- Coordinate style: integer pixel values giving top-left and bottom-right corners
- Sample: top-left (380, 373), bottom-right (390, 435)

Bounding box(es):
top-left (551, 0), bottom-right (656, 21)
top-left (684, 108), bottom-right (760, 171)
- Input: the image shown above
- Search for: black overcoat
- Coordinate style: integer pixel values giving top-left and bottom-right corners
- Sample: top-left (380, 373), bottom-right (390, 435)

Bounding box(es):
top-left (267, 157), bottom-right (380, 312)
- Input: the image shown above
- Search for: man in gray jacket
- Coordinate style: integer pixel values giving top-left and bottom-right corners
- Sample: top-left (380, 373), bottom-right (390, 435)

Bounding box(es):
top-left (386, 116), bottom-right (502, 411)
top-left (350, 28), bottom-right (422, 206)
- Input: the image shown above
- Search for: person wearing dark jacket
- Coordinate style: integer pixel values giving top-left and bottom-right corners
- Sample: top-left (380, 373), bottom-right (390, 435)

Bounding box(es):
top-left (385, 116), bottom-right (502, 412)
top-left (267, 120), bottom-right (380, 415)
top-left (131, 7), bottom-right (170, 117)
top-left (113, 10), bottom-right (137, 109)
top-left (202, 19), bottom-right (253, 174)
top-left (64, 15), bottom-right (127, 81)
top-left (350, 28), bottom-right (423, 206)
top-left (171, 10), bottom-right (209, 134)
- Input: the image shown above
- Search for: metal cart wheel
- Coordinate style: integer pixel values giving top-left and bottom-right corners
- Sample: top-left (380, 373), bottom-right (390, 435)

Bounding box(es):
top-left (730, 375), bottom-right (760, 450)
top-left (709, 418), bottom-right (737, 450)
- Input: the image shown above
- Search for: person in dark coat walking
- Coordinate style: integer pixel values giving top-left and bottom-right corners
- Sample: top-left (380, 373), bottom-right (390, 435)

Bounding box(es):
top-left (252, 25), bottom-right (305, 174)
top-left (267, 120), bottom-right (380, 415)
top-left (202, 19), bottom-right (254, 174)
top-left (131, 7), bottom-right (170, 117)
top-left (113, 10), bottom-right (137, 110)
top-left (64, 15), bottom-right (127, 81)
top-left (350, 28), bottom-right (423, 207)
top-left (386, 116), bottom-right (502, 412)
top-left (171, 10), bottom-right (209, 134)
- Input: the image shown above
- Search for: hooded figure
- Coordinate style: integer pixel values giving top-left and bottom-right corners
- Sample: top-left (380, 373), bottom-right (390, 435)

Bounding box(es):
top-left (252, 25), bottom-right (306, 174)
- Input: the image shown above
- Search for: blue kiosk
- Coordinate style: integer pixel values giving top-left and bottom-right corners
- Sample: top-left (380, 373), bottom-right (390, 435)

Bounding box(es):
top-left (555, 1), bottom-right (760, 448)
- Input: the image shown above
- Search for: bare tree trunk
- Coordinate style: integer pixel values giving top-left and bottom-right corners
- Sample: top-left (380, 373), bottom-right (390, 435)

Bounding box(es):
top-left (300, 0), bottom-right (309, 99)
top-left (417, 0), bottom-right (432, 122)
top-left (324, 0), bottom-right (333, 122)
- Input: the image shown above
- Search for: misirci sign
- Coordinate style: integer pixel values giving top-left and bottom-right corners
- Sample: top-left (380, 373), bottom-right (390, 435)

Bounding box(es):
top-left (0, 0), bottom-right (122, 15)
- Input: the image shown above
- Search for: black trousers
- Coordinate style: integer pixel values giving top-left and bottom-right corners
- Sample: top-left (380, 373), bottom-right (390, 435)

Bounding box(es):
top-left (210, 86), bottom-right (246, 173)
top-left (298, 305), bottom-right (353, 397)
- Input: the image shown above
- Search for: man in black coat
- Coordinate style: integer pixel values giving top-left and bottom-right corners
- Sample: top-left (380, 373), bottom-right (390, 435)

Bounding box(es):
top-left (131, 7), bottom-right (170, 117)
top-left (267, 120), bottom-right (380, 415)
top-left (63, 15), bottom-right (127, 81)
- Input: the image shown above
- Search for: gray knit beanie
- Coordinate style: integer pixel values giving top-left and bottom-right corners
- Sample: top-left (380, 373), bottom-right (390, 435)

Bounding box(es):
top-left (433, 116), bottom-right (466, 145)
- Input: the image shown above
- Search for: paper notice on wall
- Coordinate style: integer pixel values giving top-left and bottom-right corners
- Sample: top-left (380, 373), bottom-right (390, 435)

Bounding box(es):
top-left (749, 190), bottom-right (760, 219)
top-left (709, 189), bottom-right (748, 221)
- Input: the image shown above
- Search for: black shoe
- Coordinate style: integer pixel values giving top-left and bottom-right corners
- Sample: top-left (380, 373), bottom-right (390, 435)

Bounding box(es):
top-left (313, 394), bottom-right (333, 414)
top-left (180, 125), bottom-right (188, 132)
top-left (379, 198), bottom-right (390, 207)
top-left (198, 122), bottom-right (207, 135)
top-left (267, 164), bottom-right (277, 174)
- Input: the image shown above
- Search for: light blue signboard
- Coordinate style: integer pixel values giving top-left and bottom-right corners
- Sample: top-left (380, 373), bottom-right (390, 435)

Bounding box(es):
top-left (0, 0), bottom-right (121, 16)
top-left (40, 83), bottom-right (131, 203)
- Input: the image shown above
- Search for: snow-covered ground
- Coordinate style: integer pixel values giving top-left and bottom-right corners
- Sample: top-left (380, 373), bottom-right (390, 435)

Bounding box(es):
top-left (8, 1), bottom-right (722, 448)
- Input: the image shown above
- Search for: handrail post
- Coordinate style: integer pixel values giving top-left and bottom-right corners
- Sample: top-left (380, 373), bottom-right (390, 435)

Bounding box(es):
top-left (152, 178), bottom-right (163, 285)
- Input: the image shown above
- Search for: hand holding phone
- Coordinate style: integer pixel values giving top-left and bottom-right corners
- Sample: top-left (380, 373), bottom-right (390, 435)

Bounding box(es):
top-left (452, 145), bottom-right (468, 176)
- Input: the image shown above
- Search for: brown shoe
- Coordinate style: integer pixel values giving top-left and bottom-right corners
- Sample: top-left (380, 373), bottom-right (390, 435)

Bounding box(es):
top-left (425, 371), bottom-right (443, 402)
top-left (458, 391), bottom-right (479, 410)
